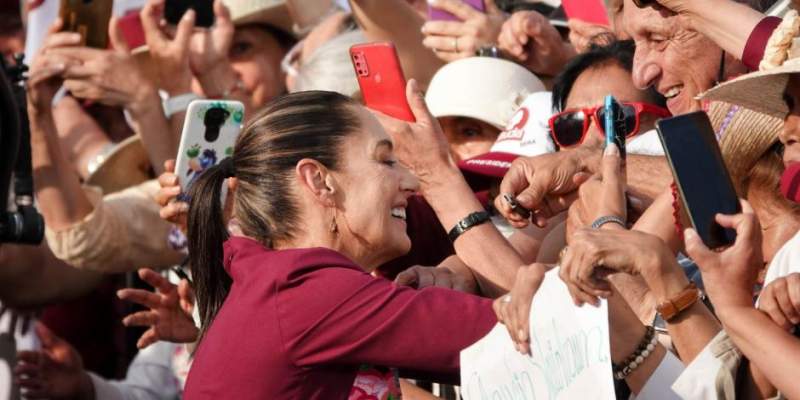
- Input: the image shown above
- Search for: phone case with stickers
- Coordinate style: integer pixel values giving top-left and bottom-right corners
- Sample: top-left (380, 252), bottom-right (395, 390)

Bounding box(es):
top-left (175, 100), bottom-right (245, 196)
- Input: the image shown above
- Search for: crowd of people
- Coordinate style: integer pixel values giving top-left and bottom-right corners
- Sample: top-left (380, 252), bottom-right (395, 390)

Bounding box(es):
top-left (1, 0), bottom-right (800, 398)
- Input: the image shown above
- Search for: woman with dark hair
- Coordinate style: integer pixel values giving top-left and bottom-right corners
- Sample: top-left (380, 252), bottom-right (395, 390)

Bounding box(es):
top-left (182, 86), bottom-right (496, 398)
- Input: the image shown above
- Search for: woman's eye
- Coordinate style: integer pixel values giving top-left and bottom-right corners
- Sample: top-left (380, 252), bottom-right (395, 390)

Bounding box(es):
top-left (461, 127), bottom-right (482, 138)
top-left (383, 160), bottom-right (397, 167)
top-left (230, 42), bottom-right (252, 57)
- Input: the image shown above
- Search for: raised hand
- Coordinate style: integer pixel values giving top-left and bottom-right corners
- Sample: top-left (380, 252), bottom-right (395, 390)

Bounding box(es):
top-left (421, 0), bottom-right (507, 61)
top-left (156, 159), bottom-right (188, 232)
top-left (497, 10), bottom-right (576, 76)
top-left (140, 0), bottom-right (195, 94)
top-left (26, 19), bottom-right (83, 112)
top-left (759, 273), bottom-right (800, 331)
top-left (15, 323), bottom-right (92, 400)
top-left (117, 268), bottom-right (198, 349)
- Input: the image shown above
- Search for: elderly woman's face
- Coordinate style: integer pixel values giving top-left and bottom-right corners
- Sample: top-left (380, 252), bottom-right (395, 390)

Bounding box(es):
top-left (564, 63), bottom-right (655, 149)
top-left (781, 76), bottom-right (800, 167)
top-left (439, 117), bottom-right (501, 163)
top-left (228, 26), bottom-right (287, 111)
top-left (622, 0), bottom-right (723, 115)
top-left (331, 107), bottom-right (420, 269)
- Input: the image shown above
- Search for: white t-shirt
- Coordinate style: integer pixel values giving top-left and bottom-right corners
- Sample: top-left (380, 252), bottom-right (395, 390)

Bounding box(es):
top-left (763, 230), bottom-right (800, 287)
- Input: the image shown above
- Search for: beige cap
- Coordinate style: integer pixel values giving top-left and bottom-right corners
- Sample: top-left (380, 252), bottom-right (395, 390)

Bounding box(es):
top-left (86, 135), bottom-right (153, 195)
top-left (425, 57), bottom-right (546, 129)
top-left (223, 0), bottom-right (292, 33)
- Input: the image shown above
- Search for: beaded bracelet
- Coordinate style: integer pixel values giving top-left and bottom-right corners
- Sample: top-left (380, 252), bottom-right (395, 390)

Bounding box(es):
top-left (612, 326), bottom-right (657, 380)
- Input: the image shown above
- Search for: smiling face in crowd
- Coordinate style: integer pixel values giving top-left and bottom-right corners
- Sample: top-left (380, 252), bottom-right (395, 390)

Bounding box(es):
top-left (328, 106), bottom-right (420, 269)
top-left (227, 25), bottom-right (287, 110)
top-left (438, 117), bottom-right (502, 163)
top-left (781, 76), bottom-right (800, 167)
top-left (563, 61), bottom-right (658, 149)
top-left (622, 0), bottom-right (726, 114)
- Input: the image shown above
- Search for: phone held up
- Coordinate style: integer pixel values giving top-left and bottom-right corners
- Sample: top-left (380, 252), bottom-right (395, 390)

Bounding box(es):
top-left (165, 0), bottom-right (215, 28)
top-left (350, 42), bottom-right (416, 122)
top-left (656, 111), bottom-right (741, 249)
top-left (175, 100), bottom-right (245, 198)
top-left (59, 0), bottom-right (113, 48)
top-left (603, 95), bottom-right (627, 161)
top-left (427, 0), bottom-right (485, 21)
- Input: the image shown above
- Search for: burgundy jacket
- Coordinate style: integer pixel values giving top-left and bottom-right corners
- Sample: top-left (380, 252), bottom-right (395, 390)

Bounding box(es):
top-left (184, 237), bottom-right (495, 399)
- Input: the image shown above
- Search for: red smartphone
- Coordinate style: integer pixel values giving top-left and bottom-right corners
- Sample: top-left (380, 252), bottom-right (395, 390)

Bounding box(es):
top-left (350, 42), bottom-right (415, 122)
top-left (117, 10), bottom-right (146, 51)
top-left (561, 0), bottom-right (610, 26)
top-left (428, 0), bottom-right (485, 21)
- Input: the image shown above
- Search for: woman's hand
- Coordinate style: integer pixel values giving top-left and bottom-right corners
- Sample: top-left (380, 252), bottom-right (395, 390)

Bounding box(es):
top-left (395, 265), bottom-right (475, 293)
top-left (758, 273), bottom-right (800, 331)
top-left (421, 0), bottom-right (506, 62)
top-left (140, 0), bottom-right (195, 94)
top-left (15, 323), bottom-right (92, 400)
top-left (189, 0), bottom-right (237, 98)
top-left (156, 159), bottom-right (188, 231)
top-left (492, 263), bottom-right (547, 355)
top-left (567, 19), bottom-right (615, 54)
top-left (26, 20), bottom-right (83, 112)
top-left (374, 79), bottom-right (454, 190)
top-left (497, 10), bottom-right (575, 76)
top-left (565, 144), bottom-right (627, 237)
top-left (684, 200), bottom-right (763, 310)
top-left (117, 268), bottom-right (198, 349)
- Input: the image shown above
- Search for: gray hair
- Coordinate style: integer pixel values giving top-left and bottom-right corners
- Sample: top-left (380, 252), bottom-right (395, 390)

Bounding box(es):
top-left (293, 29), bottom-right (366, 98)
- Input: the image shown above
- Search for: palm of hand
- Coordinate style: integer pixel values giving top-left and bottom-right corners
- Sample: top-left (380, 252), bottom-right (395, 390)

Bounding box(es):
top-left (153, 287), bottom-right (197, 342)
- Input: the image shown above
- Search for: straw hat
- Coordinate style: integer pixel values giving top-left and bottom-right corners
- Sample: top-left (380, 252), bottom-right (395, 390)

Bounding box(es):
top-left (425, 57), bottom-right (546, 129)
top-left (700, 11), bottom-right (800, 118)
top-left (223, 0), bottom-right (292, 33)
top-left (706, 101), bottom-right (784, 194)
top-left (86, 135), bottom-right (153, 195)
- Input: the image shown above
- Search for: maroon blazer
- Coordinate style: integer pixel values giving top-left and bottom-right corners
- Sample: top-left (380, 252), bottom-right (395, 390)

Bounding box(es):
top-left (184, 237), bottom-right (495, 399)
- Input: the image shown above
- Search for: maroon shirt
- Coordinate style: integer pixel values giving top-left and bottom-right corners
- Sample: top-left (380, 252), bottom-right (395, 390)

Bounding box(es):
top-left (184, 237), bottom-right (496, 399)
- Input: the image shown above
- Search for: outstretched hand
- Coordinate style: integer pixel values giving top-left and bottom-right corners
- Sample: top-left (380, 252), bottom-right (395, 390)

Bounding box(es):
top-left (117, 268), bottom-right (198, 349)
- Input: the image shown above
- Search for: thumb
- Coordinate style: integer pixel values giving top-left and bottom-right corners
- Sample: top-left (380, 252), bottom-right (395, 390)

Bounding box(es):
top-left (405, 79), bottom-right (430, 124)
top-left (572, 171), bottom-right (592, 186)
top-left (683, 228), bottom-right (714, 268)
top-left (174, 9), bottom-right (196, 49)
top-left (108, 17), bottom-right (130, 53)
top-left (35, 323), bottom-right (60, 349)
top-left (394, 269), bottom-right (419, 288)
top-left (601, 144), bottom-right (622, 186)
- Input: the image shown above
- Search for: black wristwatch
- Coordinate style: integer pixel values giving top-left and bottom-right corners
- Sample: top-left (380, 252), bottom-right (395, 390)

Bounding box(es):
top-left (448, 211), bottom-right (491, 243)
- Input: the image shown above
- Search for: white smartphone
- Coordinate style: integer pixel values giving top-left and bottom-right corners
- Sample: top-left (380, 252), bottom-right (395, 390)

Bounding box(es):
top-left (175, 100), bottom-right (245, 196)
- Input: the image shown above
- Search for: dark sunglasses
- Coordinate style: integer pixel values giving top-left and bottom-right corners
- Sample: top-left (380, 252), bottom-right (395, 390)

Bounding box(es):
top-left (548, 102), bottom-right (671, 148)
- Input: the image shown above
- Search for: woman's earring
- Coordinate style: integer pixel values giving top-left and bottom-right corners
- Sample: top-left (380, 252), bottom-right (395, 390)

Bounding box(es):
top-left (330, 215), bottom-right (338, 233)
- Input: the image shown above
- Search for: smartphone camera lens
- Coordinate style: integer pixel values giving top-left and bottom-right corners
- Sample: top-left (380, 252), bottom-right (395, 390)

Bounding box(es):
top-left (203, 107), bottom-right (230, 142)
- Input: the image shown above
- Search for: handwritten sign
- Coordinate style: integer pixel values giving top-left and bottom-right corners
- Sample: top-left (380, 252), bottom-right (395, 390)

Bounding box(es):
top-left (460, 269), bottom-right (614, 400)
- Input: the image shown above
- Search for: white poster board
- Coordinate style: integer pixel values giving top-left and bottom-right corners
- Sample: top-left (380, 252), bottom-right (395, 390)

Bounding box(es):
top-left (460, 269), bottom-right (614, 400)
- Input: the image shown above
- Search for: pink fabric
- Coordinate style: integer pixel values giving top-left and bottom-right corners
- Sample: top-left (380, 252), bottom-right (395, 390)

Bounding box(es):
top-left (742, 16), bottom-right (782, 71)
top-left (184, 237), bottom-right (495, 399)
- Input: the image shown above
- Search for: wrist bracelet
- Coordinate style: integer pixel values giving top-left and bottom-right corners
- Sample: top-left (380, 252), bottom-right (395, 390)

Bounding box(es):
top-left (613, 326), bottom-right (657, 380)
top-left (163, 93), bottom-right (201, 118)
top-left (448, 211), bottom-right (491, 243)
top-left (590, 215), bottom-right (626, 230)
top-left (656, 282), bottom-right (700, 322)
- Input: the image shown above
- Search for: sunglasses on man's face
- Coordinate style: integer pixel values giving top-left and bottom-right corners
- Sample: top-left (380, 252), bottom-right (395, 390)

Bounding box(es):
top-left (548, 102), bottom-right (671, 148)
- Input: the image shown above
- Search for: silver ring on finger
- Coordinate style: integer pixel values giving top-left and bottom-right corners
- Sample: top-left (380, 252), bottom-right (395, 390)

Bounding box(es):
top-left (502, 294), bottom-right (512, 303)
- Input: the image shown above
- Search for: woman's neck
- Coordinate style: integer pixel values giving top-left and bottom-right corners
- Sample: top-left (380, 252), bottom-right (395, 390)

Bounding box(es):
top-left (758, 208), bottom-right (800, 263)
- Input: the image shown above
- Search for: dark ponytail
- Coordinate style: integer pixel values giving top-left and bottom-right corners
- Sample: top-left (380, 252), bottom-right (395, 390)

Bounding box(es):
top-left (187, 158), bottom-right (234, 346)
top-left (187, 91), bottom-right (361, 346)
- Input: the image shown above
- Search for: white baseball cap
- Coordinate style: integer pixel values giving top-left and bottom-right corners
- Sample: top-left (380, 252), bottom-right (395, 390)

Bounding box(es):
top-left (425, 57), bottom-right (547, 129)
top-left (458, 91), bottom-right (556, 188)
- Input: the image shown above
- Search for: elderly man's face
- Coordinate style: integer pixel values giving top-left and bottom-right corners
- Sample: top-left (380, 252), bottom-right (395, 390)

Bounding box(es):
top-left (622, 0), bottom-right (723, 114)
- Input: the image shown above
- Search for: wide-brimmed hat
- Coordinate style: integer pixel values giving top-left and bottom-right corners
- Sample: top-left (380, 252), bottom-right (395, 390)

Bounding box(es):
top-left (224, 0), bottom-right (292, 33)
top-left (425, 57), bottom-right (546, 129)
top-left (700, 11), bottom-right (800, 119)
top-left (458, 91), bottom-right (556, 189)
top-left (86, 135), bottom-right (153, 195)
top-left (706, 101), bottom-right (784, 194)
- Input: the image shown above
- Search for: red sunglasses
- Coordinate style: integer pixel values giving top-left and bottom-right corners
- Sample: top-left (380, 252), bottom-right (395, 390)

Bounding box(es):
top-left (548, 102), bottom-right (671, 148)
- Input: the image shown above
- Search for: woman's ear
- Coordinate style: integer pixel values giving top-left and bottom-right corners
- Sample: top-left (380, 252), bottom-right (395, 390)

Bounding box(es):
top-left (296, 159), bottom-right (337, 207)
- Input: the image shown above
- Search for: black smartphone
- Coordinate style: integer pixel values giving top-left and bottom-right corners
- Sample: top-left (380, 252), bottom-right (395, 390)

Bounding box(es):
top-left (604, 95), bottom-right (627, 160)
top-left (656, 111), bottom-right (740, 249)
top-left (165, 0), bottom-right (214, 28)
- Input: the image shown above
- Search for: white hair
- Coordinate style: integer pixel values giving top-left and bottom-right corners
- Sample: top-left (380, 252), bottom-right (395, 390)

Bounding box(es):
top-left (293, 29), bottom-right (366, 98)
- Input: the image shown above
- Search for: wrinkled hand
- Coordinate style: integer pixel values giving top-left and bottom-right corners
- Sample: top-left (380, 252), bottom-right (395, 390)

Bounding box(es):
top-left (758, 273), bottom-right (800, 331)
top-left (421, 0), bottom-right (506, 61)
top-left (141, 0), bottom-right (195, 93)
top-left (117, 268), bottom-right (198, 349)
top-left (26, 19), bottom-right (83, 111)
top-left (493, 263), bottom-right (546, 355)
top-left (15, 323), bottom-right (92, 400)
top-left (395, 265), bottom-right (475, 293)
top-left (684, 200), bottom-right (763, 309)
top-left (565, 144), bottom-right (627, 238)
top-left (567, 19), bottom-right (615, 54)
top-left (497, 10), bottom-right (576, 76)
top-left (494, 148), bottom-right (594, 229)
top-left (373, 79), bottom-right (454, 189)
top-left (156, 159), bottom-right (188, 232)
top-left (49, 18), bottom-right (156, 111)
